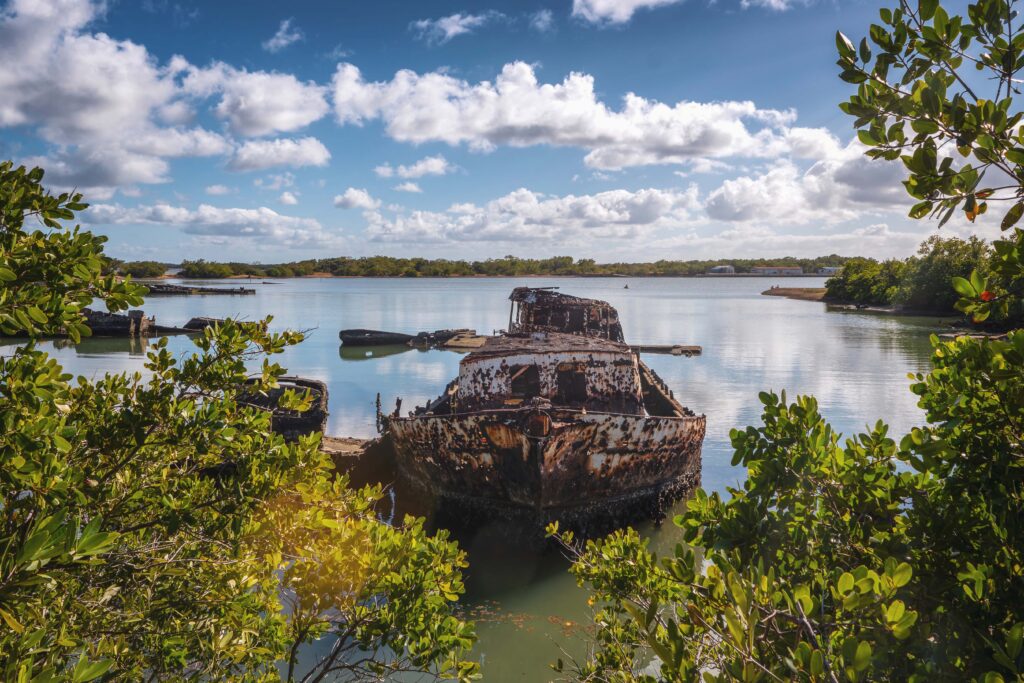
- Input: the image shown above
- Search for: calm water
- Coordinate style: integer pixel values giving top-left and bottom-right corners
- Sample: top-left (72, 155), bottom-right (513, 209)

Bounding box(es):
top-left (10, 277), bottom-right (943, 680)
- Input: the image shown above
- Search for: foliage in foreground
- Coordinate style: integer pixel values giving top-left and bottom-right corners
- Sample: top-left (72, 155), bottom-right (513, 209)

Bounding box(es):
top-left (555, 0), bottom-right (1024, 679)
top-left (554, 332), bottom-right (1024, 680)
top-left (0, 161), bottom-right (477, 681)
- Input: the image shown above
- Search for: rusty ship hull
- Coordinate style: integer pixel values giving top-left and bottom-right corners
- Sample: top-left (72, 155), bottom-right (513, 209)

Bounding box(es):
top-left (386, 287), bottom-right (705, 531)
top-left (389, 403), bottom-right (704, 524)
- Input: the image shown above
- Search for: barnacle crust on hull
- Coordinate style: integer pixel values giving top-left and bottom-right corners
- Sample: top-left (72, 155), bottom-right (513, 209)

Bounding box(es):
top-left (387, 288), bottom-right (705, 533)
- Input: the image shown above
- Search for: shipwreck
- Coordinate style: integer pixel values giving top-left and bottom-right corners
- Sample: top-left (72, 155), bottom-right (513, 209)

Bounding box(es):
top-left (385, 287), bottom-right (706, 530)
top-left (240, 376), bottom-right (329, 442)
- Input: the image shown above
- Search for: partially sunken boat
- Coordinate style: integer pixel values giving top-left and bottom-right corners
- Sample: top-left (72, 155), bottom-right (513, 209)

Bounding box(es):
top-left (386, 288), bottom-right (705, 530)
top-left (239, 377), bottom-right (329, 442)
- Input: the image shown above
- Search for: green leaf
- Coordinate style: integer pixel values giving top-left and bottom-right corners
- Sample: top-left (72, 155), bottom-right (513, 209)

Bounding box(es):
top-left (836, 31), bottom-right (856, 59)
top-left (919, 0), bottom-right (938, 20)
top-left (969, 269), bottom-right (985, 294)
top-left (0, 607), bottom-right (24, 633)
top-left (952, 276), bottom-right (977, 297)
top-left (857, 130), bottom-right (880, 146)
top-left (724, 610), bottom-right (745, 646)
top-left (911, 119), bottom-right (939, 134)
top-left (891, 562), bottom-right (912, 588)
top-left (74, 531), bottom-right (118, 557)
top-left (71, 658), bottom-right (113, 683)
top-left (1002, 202), bottom-right (1024, 231)
top-left (811, 650), bottom-right (825, 676)
top-left (910, 201), bottom-right (933, 219)
top-left (26, 306), bottom-right (48, 324)
top-left (885, 600), bottom-right (906, 623)
top-left (854, 641), bottom-right (872, 672)
top-left (858, 37), bottom-right (871, 63)
top-left (1006, 148), bottom-right (1024, 165)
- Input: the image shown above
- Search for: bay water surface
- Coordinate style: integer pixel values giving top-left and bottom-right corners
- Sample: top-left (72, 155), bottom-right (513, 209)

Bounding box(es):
top-left (17, 276), bottom-right (943, 680)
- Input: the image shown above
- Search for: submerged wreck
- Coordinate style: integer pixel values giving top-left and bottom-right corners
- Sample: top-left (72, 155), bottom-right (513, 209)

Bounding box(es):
top-left (240, 377), bottom-right (329, 442)
top-left (145, 282), bottom-right (255, 296)
top-left (386, 288), bottom-right (705, 531)
top-left (81, 308), bottom-right (192, 337)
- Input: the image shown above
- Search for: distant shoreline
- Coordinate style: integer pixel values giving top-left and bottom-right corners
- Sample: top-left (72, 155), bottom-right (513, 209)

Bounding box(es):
top-left (145, 273), bottom-right (835, 281)
top-left (761, 287), bottom-right (951, 318)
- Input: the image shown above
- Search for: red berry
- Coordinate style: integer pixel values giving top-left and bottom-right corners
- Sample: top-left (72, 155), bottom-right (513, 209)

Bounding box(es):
top-left (980, 290), bottom-right (995, 302)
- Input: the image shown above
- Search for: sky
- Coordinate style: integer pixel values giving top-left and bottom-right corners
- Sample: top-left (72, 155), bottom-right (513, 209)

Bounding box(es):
top-left (0, 0), bottom-right (996, 264)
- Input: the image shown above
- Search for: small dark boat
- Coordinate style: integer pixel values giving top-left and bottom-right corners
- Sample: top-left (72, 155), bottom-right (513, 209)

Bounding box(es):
top-left (339, 329), bottom-right (415, 346)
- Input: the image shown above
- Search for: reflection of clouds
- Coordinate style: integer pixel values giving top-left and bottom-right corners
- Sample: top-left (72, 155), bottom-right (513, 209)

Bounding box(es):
top-left (42, 277), bottom-right (936, 487)
top-left (635, 282), bottom-right (935, 494)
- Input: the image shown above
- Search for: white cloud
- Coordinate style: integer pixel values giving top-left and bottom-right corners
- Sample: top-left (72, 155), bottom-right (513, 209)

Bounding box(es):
top-left (205, 184), bottom-right (231, 195)
top-left (530, 9), bottom-right (555, 32)
top-left (741, 0), bottom-right (804, 10)
top-left (393, 182), bottom-right (422, 193)
top-left (572, 0), bottom-right (682, 24)
top-left (325, 44), bottom-right (352, 60)
top-left (0, 0), bottom-right (228, 196)
top-left (704, 142), bottom-right (907, 223)
top-left (374, 154), bottom-right (453, 179)
top-left (228, 137), bottom-right (331, 171)
top-left (334, 187), bottom-right (381, 210)
top-left (632, 223), bottom-right (929, 261)
top-left (364, 186), bottom-right (699, 243)
top-left (21, 148), bottom-right (169, 200)
top-left (184, 63), bottom-right (329, 137)
top-left (254, 172), bottom-right (295, 190)
top-left (673, 158), bottom-right (734, 177)
top-left (410, 12), bottom-right (500, 44)
top-left (279, 191), bottom-right (298, 205)
top-left (262, 18), bottom-right (303, 53)
top-left (86, 202), bottom-right (343, 248)
top-left (331, 61), bottom-right (811, 170)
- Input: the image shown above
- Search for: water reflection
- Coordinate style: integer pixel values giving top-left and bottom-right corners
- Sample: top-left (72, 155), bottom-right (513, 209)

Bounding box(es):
top-left (338, 343), bottom-right (418, 362)
top-left (54, 336), bottom-right (152, 356)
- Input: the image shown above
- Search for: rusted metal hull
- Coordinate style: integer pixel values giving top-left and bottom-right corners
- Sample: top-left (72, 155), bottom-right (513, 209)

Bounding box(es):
top-left (388, 406), bottom-right (704, 527)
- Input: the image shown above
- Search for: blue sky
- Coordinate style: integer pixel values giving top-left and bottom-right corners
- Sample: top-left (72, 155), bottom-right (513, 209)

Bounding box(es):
top-left (0, 0), bottom-right (992, 263)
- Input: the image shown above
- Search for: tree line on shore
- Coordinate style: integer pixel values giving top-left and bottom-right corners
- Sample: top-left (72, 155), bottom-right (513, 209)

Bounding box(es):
top-left (112, 254), bottom-right (851, 279)
top-left (823, 234), bottom-right (1003, 314)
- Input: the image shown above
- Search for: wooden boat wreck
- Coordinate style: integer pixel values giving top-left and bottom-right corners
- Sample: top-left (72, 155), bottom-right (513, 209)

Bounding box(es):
top-left (386, 288), bottom-right (705, 531)
top-left (144, 282), bottom-right (255, 296)
top-left (239, 377), bottom-right (329, 442)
